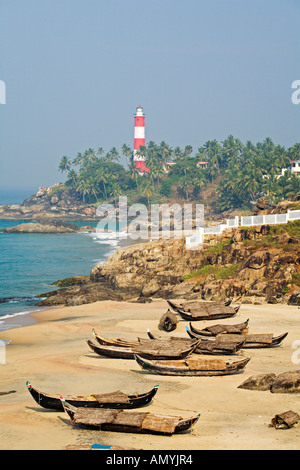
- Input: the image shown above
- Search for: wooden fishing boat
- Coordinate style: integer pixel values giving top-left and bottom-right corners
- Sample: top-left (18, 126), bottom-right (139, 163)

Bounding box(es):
top-left (167, 300), bottom-right (240, 321)
top-left (92, 329), bottom-right (197, 350)
top-left (189, 319), bottom-right (249, 337)
top-left (134, 354), bottom-right (251, 376)
top-left (194, 338), bottom-right (245, 355)
top-left (215, 332), bottom-right (288, 348)
top-left (186, 327), bottom-right (288, 349)
top-left (87, 339), bottom-right (199, 360)
top-left (26, 381), bottom-right (159, 411)
top-left (62, 400), bottom-right (200, 435)
top-left (147, 329), bottom-right (245, 355)
top-left (92, 329), bottom-right (139, 348)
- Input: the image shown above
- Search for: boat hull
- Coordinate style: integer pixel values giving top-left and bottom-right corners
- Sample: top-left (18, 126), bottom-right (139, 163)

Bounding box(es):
top-left (27, 383), bottom-right (159, 411)
top-left (62, 402), bottom-right (200, 435)
top-left (134, 354), bottom-right (251, 376)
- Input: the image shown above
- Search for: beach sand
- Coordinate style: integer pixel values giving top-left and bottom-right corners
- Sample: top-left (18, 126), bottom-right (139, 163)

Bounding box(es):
top-left (0, 300), bottom-right (299, 450)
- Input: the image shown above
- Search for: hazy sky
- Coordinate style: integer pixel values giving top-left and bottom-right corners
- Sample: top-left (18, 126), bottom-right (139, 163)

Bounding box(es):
top-left (0, 0), bottom-right (299, 192)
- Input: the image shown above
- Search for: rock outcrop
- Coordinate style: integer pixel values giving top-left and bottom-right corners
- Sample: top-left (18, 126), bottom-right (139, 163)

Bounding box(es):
top-left (0, 220), bottom-right (80, 233)
top-left (238, 371), bottom-right (300, 393)
top-left (0, 185), bottom-right (97, 220)
top-left (0, 220), bottom-right (96, 233)
top-left (37, 221), bottom-right (300, 307)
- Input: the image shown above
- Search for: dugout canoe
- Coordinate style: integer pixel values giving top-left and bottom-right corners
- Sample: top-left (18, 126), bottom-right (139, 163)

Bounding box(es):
top-left (87, 339), bottom-right (199, 360)
top-left (147, 329), bottom-right (245, 355)
top-left (92, 329), bottom-right (139, 348)
top-left (92, 329), bottom-right (198, 351)
top-left (189, 319), bottom-right (249, 337)
top-left (186, 328), bottom-right (287, 348)
top-left (92, 329), bottom-right (197, 350)
top-left (215, 332), bottom-right (288, 348)
top-left (61, 400), bottom-right (200, 435)
top-left (134, 354), bottom-right (251, 376)
top-left (26, 381), bottom-right (159, 411)
top-left (167, 300), bottom-right (240, 321)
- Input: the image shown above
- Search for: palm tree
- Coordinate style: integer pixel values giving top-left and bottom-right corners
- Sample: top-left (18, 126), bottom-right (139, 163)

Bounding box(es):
top-left (72, 152), bottom-right (83, 168)
top-left (129, 162), bottom-right (140, 188)
top-left (221, 135), bottom-right (243, 168)
top-left (105, 147), bottom-right (119, 162)
top-left (97, 147), bottom-right (104, 157)
top-left (96, 167), bottom-right (109, 200)
top-left (142, 181), bottom-right (153, 208)
top-left (109, 182), bottom-right (122, 205)
top-left (262, 173), bottom-right (280, 204)
top-left (59, 156), bottom-right (71, 174)
top-left (178, 174), bottom-right (192, 201)
top-left (173, 146), bottom-right (183, 162)
top-left (288, 143), bottom-right (300, 162)
top-left (184, 145), bottom-right (193, 158)
top-left (121, 144), bottom-right (132, 164)
top-left (66, 169), bottom-right (77, 187)
top-left (284, 173), bottom-right (300, 196)
top-left (76, 179), bottom-right (90, 204)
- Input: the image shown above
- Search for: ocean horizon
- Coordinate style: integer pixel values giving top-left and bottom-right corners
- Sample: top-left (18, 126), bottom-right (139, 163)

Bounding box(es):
top-left (0, 188), bottom-right (37, 205)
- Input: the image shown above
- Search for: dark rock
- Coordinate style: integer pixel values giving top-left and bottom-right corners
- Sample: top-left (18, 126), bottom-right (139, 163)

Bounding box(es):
top-left (271, 371), bottom-right (300, 393)
top-left (51, 275), bottom-right (90, 288)
top-left (238, 373), bottom-right (276, 391)
top-left (288, 290), bottom-right (300, 306)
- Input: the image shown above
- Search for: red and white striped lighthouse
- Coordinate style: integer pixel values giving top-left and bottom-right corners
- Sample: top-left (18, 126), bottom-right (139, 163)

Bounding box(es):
top-left (133, 105), bottom-right (149, 172)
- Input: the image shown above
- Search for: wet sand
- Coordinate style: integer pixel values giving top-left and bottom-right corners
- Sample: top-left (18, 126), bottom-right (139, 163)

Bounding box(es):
top-left (0, 300), bottom-right (299, 450)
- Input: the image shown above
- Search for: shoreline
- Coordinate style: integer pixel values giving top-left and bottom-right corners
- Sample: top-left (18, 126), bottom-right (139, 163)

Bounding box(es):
top-left (0, 300), bottom-right (299, 450)
top-left (0, 226), bottom-right (141, 332)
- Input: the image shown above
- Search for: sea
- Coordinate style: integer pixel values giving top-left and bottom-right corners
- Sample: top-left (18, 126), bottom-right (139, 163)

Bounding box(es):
top-left (0, 189), bottom-right (122, 329)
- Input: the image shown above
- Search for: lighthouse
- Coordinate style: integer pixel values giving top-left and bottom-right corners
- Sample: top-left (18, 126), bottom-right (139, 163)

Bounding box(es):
top-left (133, 105), bottom-right (149, 172)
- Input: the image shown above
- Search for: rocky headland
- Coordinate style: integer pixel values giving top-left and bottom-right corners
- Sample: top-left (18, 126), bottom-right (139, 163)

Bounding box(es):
top-left (36, 220), bottom-right (300, 308)
top-left (0, 184), bottom-right (97, 220)
top-left (0, 219), bottom-right (95, 234)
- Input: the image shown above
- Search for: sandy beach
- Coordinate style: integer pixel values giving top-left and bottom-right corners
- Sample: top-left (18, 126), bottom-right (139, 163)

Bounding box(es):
top-left (0, 299), bottom-right (299, 451)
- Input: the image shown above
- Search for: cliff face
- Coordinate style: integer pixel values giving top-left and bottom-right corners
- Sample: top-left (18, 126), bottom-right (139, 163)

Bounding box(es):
top-left (38, 222), bottom-right (300, 307)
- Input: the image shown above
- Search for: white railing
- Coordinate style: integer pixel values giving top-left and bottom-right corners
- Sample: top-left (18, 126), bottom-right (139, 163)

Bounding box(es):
top-left (186, 210), bottom-right (300, 248)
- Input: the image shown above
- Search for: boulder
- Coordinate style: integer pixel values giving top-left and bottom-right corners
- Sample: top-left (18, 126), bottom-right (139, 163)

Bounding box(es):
top-left (238, 373), bottom-right (276, 391)
top-left (270, 371), bottom-right (300, 393)
top-left (288, 290), bottom-right (300, 306)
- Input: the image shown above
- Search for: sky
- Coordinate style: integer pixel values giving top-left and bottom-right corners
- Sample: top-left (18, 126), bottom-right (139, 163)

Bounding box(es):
top-left (0, 0), bottom-right (299, 193)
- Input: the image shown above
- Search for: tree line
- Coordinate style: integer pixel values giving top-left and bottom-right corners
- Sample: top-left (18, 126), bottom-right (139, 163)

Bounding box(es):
top-left (58, 136), bottom-right (300, 211)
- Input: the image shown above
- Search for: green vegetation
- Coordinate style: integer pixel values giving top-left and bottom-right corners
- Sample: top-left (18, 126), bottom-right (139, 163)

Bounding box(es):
top-left (278, 219), bottom-right (300, 239)
top-left (57, 136), bottom-right (300, 210)
top-left (183, 262), bottom-right (241, 280)
top-left (214, 264), bottom-right (241, 280)
top-left (291, 272), bottom-right (300, 287)
top-left (206, 239), bottom-right (232, 253)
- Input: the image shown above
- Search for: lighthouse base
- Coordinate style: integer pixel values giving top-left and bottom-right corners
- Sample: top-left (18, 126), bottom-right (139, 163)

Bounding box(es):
top-left (135, 160), bottom-right (149, 173)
